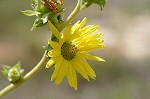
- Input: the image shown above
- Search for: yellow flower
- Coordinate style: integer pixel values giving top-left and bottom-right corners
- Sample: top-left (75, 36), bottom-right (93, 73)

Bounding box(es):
top-left (46, 18), bottom-right (105, 90)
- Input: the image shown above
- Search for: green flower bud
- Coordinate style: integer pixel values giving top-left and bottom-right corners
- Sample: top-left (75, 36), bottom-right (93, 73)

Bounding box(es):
top-left (22, 0), bottom-right (65, 30)
top-left (1, 62), bottom-right (24, 83)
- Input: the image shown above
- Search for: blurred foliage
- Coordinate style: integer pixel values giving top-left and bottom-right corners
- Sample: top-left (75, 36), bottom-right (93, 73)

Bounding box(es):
top-left (0, 0), bottom-right (150, 99)
top-left (81, 0), bottom-right (107, 10)
top-left (22, 0), bottom-right (64, 30)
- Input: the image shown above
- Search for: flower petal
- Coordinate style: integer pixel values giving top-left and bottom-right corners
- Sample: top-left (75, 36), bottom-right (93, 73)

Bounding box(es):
top-left (55, 60), bottom-right (68, 85)
top-left (59, 26), bottom-right (72, 44)
top-left (66, 62), bottom-right (77, 91)
top-left (78, 17), bottom-right (86, 30)
top-left (51, 56), bottom-right (63, 81)
top-left (63, 26), bottom-right (72, 39)
top-left (70, 65), bottom-right (77, 91)
top-left (48, 50), bottom-right (60, 57)
top-left (76, 56), bottom-right (96, 80)
top-left (48, 21), bottom-right (61, 39)
top-left (72, 58), bottom-right (89, 81)
top-left (71, 20), bottom-right (80, 33)
top-left (48, 40), bottom-right (60, 49)
top-left (66, 65), bottom-right (73, 87)
top-left (79, 53), bottom-right (105, 62)
top-left (81, 25), bottom-right (99, 36)
top-left (46, 58), bottom-right (55, 68)
top-left (78, 43), bottom-right (105, 52)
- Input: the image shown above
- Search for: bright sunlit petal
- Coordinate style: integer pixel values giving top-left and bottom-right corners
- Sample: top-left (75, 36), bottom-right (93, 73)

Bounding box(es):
top-left (48, 20), bottom-right (61, 39)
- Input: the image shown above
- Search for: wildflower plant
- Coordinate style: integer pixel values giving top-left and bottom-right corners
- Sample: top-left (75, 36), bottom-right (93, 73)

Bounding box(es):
top-left (0, 0), bottom-right (107, 97)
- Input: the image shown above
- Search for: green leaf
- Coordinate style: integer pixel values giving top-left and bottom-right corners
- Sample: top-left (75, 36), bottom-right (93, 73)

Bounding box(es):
top-left (1, 71), bottom-right (8, 78)
top-left (31, 12), bottom-right (59, 31)
top-left (81, 0), bottom-right (107, 10)
top-left (2, 65), bottom-right (11, 72)
top-left (21, 10), bottom-right (41, 16)
top-left (41, 13), bottom-right (51, 24)
top-left (31, 18), bottom-right (44, 31)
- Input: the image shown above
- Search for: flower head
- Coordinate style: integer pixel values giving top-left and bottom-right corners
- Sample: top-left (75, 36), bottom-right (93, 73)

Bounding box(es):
top-left (47, 18), bottom-right (105, 90)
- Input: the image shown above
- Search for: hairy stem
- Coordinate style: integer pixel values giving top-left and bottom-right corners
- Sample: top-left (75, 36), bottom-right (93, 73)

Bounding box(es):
top-left (0, 51), bottom-right (48, 97)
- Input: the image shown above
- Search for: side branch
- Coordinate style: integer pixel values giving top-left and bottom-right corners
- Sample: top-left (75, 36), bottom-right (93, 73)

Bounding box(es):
top-left (58, 0), bottom-right (81, 32)
top-left (0, 50), bottom-right (48, 97)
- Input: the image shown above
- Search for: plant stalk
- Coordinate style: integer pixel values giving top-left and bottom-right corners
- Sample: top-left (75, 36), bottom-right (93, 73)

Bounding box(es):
top-left (58, 0), bottom-right (81, 32)
top-left (0, 51), bottom-right (48, 97)
top-left (0, 0), bottom-right (82, 97)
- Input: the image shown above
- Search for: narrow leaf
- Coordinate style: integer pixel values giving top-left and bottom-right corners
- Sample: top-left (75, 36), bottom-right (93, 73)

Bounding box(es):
top-left (21, 10), bottom-right (41, 16)
top-left (31, 18), bottom-right (43, 31)
top-left (1, 71), bottom-right (8, 78)
top-left (41, 13), bottom-right (50, 24)
top-left (2, 65), bottom-right (11, 71)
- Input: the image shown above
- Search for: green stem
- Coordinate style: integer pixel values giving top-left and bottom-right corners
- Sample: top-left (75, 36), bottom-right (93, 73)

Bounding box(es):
top-left (0, 0), bottom-right (82, 97)
top-left (58, 0), bottom-right (81, 32)
top-left (0, 51), bottom-right (48, 97)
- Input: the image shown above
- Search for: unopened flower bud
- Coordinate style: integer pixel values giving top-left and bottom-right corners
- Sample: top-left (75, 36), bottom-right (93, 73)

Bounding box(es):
top-left (1, 62), bottom-right (24, 83)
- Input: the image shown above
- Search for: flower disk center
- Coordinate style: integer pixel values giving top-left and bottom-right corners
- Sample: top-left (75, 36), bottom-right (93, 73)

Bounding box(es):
top-left (61, 41), bottom-right (78, 60)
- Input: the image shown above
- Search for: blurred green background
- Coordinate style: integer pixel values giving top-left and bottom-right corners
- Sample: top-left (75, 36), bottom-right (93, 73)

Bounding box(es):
top-left (0, 0), bottom-right (150, 99)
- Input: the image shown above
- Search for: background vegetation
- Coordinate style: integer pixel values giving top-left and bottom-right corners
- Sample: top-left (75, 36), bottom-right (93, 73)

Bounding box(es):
top-left (0, 0), bottom-right (150, 99)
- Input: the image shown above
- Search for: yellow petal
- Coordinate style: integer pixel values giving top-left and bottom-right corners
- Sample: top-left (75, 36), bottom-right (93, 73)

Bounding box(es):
top-left (66, 62), bottom-right (77, 90)
top-left (48, 40), bottom-right (60, 49)
top-left (79, 44), bottom-right (105, 52)
top-left (71, 20), bottom-right (80, 33)
top-left (46, 58), bottom-right (55, 68)
top-left (81, 26), bottom-right (99, 36)
top-left (70, 64), bottom-right (77, 91)
top-left (51, 57), bottom-right (63, 81)
top-left (55, 60), bottom-right (68, 85)
top-left (63, 26), bottom-right (72, 39)
top-left (76, 57), bottom-right (96, 80)
top-left (48, 50), bottom-right (60, 57)
top-left (79, 53), bottom-right (105, 62)
top-left (48, 21), bottom-right (61, 39)
top-left (80, 25), bottom-right (94, 33)
top-left (66, 63), bottom-right (77, 91)
top-left (78, 17), bottom-right (86, 30)
top-left (66, 65), bottom-right (73, 87)
top-left (97, 38), bottom-right (104, 43)
top-left (72, 58), bottom-right (89, 81)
